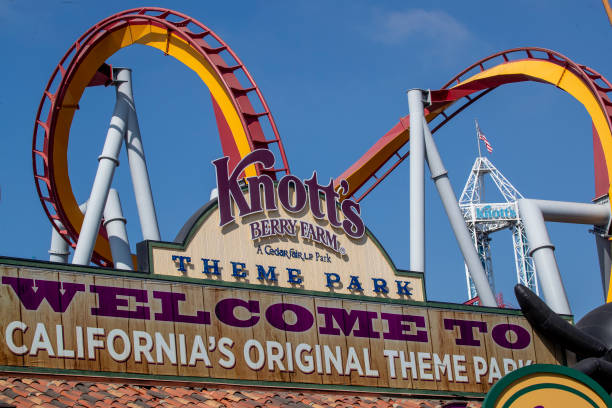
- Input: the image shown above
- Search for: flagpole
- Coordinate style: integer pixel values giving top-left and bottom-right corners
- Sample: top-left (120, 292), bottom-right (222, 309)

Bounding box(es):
top-left (475, 119), bottom-right (482, 157)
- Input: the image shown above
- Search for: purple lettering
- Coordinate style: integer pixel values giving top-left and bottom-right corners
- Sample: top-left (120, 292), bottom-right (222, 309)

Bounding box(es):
top-left (246, 174), bottom-right (277, 213)
top-left (300, 221), bottom-right (314, 240)
top-left (381, 313), bottom-right (428, 342)
top-left (491, 323), bottom-right (531, 350)
top-left (443, 318), bottom-right (488, 347)
top-left (270, 219), bottom-right (280, 235)
top-left (153, 291), bottom-right (210, 324)
top-left (341, 199), bottom-right (365, 239)
top-left (321, 179), bottom-right (342, 227)
top-left (213, 149), bottom-right (275, 226)
top-left (261, 219), bottom-right (271, 236)
top-left (213, 153), bottom-right (365, 240)
top-left (278, 175), bottom-right (307, 212)
top-left (304, 172), bottom-right (325, 219)
top-left (250, 222), bottom-right (262, 239)
top-left (324, 230), bottom-right (338, 251)
top-left (287, 219), bottom-right (297, 235)
top-left (317, 307), bottom-right (379, 338)
top-left (279, 219), bottom-right (289, 235)
top-left (90, 285), bottom-right (150, 320)
top-left (315, 226), bottom-right (326, 245)
top-left (265, 303), bottom-right (314, 332)
top-left (215, 298), bottom-right (260, 328)
top-left (2, 277), bottom-right (84, 313)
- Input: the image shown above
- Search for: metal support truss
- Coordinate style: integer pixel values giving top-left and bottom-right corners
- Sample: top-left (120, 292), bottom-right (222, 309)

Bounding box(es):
top-left (512, 223), bottom-right (538, 294)
top-left (465, 230), bottom-right (495, 299)
top-left (459, 153), bottom-right (538, 301)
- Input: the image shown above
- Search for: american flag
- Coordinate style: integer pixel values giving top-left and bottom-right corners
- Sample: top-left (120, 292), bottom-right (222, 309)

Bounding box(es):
top-left (476, 121), bottom-right (493, 153)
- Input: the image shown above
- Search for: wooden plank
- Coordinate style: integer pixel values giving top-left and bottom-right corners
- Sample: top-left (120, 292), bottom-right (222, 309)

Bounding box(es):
top-left (203, 287), bottom-right (257, 381)
top-left (448, 310), bottom-right (491, 394)
top-left (364, 302), bottom-right (387, 388)
top-left (479, 313), bottom-right (510, 393)
top-left (532, 325), bottom-right (564, 365)
top-left (343, 299), bottom-right (378, 387)
top-left (58, 271), bottom-right (97, 371)
top-left (126, 279), bottom-right (149, 375)
top-left (427, 309), bottom-right (463, 393)
top-left (19, 268), bottom-right (64, 370)
top-left (378, 303), bottom-right (411, 390)
top-left (313, 297), bottom-right (349, 386)
top-left (174, 283), bottom-right (210, 378)
top-left (401, 305), bottom-right (436, 392)
top-left (142, 280), bottom-right (179, 376)
top-left (506, 315), bottom-right (538, 372)
top-left (282, 293), bottom-right (322, 385)
top-left (0, 267), bottom-right (23, 367)
top-left (91, 275), bottom-right (127, 373)
top-left (252, 292), bottom-right (289, 383)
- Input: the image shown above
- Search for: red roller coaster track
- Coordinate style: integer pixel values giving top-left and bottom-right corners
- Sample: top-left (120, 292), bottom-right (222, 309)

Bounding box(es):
top-left (33, 7), bottom-right (612, 271)
top-left (336, 47), bottom-right (612, 204)
top-left (33, 7), bottom-right (290, 267)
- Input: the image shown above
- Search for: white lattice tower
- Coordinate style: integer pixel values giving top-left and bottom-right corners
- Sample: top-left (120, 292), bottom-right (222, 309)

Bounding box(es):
top-left (459, 156), bottom-right (539, 301)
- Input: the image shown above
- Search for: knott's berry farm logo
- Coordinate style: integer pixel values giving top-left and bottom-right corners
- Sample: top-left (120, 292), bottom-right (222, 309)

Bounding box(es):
top-left (213, 149), bottom-right (365, 255)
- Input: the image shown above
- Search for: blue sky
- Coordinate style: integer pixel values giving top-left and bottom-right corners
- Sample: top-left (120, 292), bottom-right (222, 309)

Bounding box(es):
top-left (0, 0), bottom-right (611, 319)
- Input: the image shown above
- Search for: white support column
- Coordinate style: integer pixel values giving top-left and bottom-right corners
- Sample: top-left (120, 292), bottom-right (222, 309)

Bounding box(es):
top-left (408, 89), bottom-right (427, 273)
top-left (518, 199), bottom-right (571, 314)
top-left (103, 189), bottom-right (133, 270)
top-left (122, 69), bottom-right (161, 241)
top-left (422, 117), bottom-right (497, 307)
top-left (531, 199), bottom-right (610, 224)
top-left (72, 69), bottom-right (130, 265)
top-left (49, 221), bottom-right (69, 263)
top-left (518, 198), bottom-right (610, 313)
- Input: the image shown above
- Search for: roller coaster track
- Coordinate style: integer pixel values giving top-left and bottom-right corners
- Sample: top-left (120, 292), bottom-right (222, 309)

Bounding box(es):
top-left (336, 47), bottom-right (612, 206)
top-left (33, 7), bottom-right (290, 267)
top-left (33, 11), bottom-right (612, 276)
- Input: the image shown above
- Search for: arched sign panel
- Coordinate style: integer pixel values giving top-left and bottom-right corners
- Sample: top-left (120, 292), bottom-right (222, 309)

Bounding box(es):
top-left (140, 150), bottom-right (425, 301)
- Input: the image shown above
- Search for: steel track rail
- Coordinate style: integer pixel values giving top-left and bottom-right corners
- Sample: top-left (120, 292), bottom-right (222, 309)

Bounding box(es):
top-left (337, 47), bottom-right (612, 204)
top-left (33, 8), bottom-right (291, 266)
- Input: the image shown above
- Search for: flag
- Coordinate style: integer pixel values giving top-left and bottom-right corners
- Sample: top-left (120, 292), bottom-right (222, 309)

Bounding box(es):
top-left (476, 122), bottom-right (493, 153)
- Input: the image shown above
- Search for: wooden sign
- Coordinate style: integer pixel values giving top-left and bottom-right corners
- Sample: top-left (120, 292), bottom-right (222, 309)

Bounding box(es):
top-left (139, 193), bottom-right (425, 302)
top-left (0, 260), bottom-right (563, 396)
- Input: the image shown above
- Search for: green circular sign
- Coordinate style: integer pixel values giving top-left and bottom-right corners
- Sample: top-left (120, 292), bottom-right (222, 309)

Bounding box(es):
top-left (483, 364), bottom-right (612, 408)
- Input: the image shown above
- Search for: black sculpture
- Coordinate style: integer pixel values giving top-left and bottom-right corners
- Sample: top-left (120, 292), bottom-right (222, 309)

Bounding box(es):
top-left (514, 284), bottom-right (612, 393)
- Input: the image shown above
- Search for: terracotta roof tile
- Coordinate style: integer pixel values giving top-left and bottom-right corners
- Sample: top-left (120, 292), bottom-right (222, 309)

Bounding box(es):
top-left (203, 400), bottom-right (226, 407)
top-left (53, 397), bottom-right (72, 407)
top-left (0, 376), bottom-right (482, 408)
